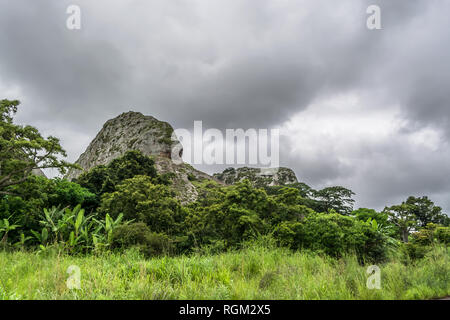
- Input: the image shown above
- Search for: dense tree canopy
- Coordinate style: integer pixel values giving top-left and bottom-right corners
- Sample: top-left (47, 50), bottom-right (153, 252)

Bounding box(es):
top-left (76, 150), bottom-right (159, 197)
top-left (313, 186), bottom-right (356, 215)
top-left (0, 100), bottom-right (75, 194)
top-left (405, 196), bottom-right (449, 227)
top-left (383, 196), bottom-right (449, 243)
top-left (383, 203), bottom-right (417, 243)
top-left (99, 175), bottom-right (185, 235)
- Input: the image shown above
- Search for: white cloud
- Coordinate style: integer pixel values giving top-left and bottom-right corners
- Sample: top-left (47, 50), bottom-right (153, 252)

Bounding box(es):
top-left (280, 92), bottom-right (450, 211)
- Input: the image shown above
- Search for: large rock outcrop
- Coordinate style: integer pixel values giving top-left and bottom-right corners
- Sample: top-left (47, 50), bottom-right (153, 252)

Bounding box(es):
top-left (213, 167), bottom-right (298, 188)
top-left (66, 111), bottom-right (299, 202)
top-left (66, 111), bottom-right (219, 203)
top-left (66, 111), bottom-right (178, 180)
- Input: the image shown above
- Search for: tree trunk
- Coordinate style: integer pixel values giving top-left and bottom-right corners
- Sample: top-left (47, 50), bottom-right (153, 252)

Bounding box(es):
top-left (401, 229), bottom-right (409, 243)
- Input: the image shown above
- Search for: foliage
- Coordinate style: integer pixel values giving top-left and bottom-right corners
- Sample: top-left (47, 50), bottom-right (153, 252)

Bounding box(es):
top-left (383, 203), bottom-right (418, 243)
top-left (0, 217), bottom-right (20, 245)
top-left (353, 208), bottom-right (387, 225)
top-left (28, 205), bottom-right (126, 253)
top-left (266, 183), bottom-right (356, 215)
top-left (185, 180), bottom-right (273, 249)
top-left (112, 222), bottom-right (172, 257)
top-left (99, 175), bottom-right (186, 236)
top-left (411, 223), bottom-right (450, 246)
top-left (401, 242), bottom-right (430, 261)
top-left (353, 208), bottom-right (396, 238)
top-left (76, 150), bottom-right (158, 198)
top-left (0, 176), bottom-right (96, 242)
top-left (274, 212), bottom-right (388, 262)
top-left (405, 196), bottom-right (449, 227)
top-left (383, 197), bottom-right (449, 243)
top-left (313, 186), bottom-right (356, 215)
top-left (0, 100), bottom-right (76, 194)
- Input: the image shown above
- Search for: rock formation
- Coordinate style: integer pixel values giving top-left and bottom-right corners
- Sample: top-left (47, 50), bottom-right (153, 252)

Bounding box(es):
top-left (66, 111), bottom-right (299, 202)
top-left (66, 111), bottom-right (178, 180)
top-left (66, 111), bottom-right (219, 203)
top-left (213, 167), bottom-right (298, 188)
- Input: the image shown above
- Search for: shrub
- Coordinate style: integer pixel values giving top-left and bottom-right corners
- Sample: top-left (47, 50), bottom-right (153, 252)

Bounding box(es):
top-left (273, 221), bottom-right (303, 248)
top-left (353, 208), bottom-right (388, 226)
top-left (76, 150), bottom-right (159, 199)
top-left (403, 242), bottom-right (428, 260)
top-left (112, 222), bottom-right (172, 257)
top-left (14, 205), bottom-right (126, 253)
top-left (0, 176), bottom-right (96, 241)
top-left (99, 175), bottom-right (185, 235)
top-left (274, 212), bottom-right (388, 261)
top-left (435, 225), bottom-right (450, 244)
top-left (411, 223), bottom-right (450, 245)
top-left (185, 180), bottom-right (271, 248)
top-left (112, 222), bottom-right (151, 247)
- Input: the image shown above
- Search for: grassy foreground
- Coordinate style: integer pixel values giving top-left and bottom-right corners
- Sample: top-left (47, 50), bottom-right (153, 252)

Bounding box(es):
top-left (0, 244), bottom-right (448, 300)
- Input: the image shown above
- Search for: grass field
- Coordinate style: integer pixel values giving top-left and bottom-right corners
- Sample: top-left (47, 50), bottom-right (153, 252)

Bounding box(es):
top-left (0, 244), bottom-right (448, 300)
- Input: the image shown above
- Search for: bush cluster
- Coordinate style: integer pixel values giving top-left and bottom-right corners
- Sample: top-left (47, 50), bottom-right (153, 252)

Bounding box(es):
top-left (1, 151), bottom-right (448, 263)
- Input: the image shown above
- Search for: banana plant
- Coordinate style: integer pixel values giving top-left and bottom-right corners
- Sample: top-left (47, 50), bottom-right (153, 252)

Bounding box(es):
top-left (366, 217), bottom-right (379, 231)
top-left (366, 217), bottom-right (399, 250)
top-left (0, 217), bottom-right (21, 245)
top-left (93, 213), bottom-right (127, 245)
top-left (366, 217), bottom-right (396, 235)
top-left (32, 205), bottom-right (129, 253)
top-left (69, 205), bottom-right (86, 249)
top-left (13, 232), bottom-right (33, 249)
top-left (39, 206), bottom-right (73, 243)
top-left (30, 228), bottom-right (49, 245)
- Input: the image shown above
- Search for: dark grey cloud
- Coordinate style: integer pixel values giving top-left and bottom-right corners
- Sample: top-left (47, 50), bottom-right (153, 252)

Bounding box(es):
top-left (0, 0), bottom-right (449, 212)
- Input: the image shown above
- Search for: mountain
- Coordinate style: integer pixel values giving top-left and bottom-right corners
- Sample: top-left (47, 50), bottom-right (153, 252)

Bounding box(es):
top-left (66, 111), bottom-right (220, 203)
top-left (66, 111), bottom-right (298, 202)
top-left (66, 111), bottom-right (177, 180)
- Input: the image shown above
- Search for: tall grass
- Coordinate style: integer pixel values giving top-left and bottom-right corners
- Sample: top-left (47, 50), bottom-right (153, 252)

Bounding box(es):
top-left (0, 243), bottom-right (448, 300)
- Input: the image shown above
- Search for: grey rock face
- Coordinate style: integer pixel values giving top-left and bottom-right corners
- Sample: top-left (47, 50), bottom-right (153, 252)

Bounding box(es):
top-left (213, 167), bottom-right (298, 188)
top-left (153, 156), bottom-right (222, 204)
top-left (65, 111), bottom-right (220, 204)
top-left (66, 111), bottom-right (179, 181)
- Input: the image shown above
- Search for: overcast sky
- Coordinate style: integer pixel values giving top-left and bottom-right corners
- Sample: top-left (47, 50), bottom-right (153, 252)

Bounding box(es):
top-left (1, 0), bottom-right (449, 212)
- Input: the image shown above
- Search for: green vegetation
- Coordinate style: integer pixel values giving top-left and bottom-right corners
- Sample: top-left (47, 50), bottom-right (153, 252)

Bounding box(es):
top-left (1, 99), bottom-right (449, 300)
top-left (0, 242), bottom-right (448, 300)
top-left (0, 100), bottom-right (76, 194)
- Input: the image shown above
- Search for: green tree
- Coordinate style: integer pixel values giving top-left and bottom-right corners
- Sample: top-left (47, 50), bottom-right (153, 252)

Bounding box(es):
top-left (185, 180), bottom-right (271, 248)
top-left (76, 150), bottom-right (159, 199)
top-left (99, 175), bottom-right (185, 235)
top-left (353, 208), bottom-right (388, 226)
top-left (112, 222), bottom-right (173, 257)
top-left (274, 212), bottom-right (387, 261)
top-left (405, 196), bottom-right (449, 227)
top-left (0, 176), bottom-right (96, 243)
top-left (314, 186), bottom-right (355, 215)
top-left (288, 182), bottom-right (316, 199)
top-left (383, 203), bottom-right (417, 243)
top-left (0, 100), bottom-right (75, 194)
top-left (270, 187), bottom-right (315, 224)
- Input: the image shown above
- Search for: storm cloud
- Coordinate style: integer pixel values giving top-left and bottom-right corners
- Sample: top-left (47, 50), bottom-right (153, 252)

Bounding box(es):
top-left (0, 0), bottom-right (449, 212)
